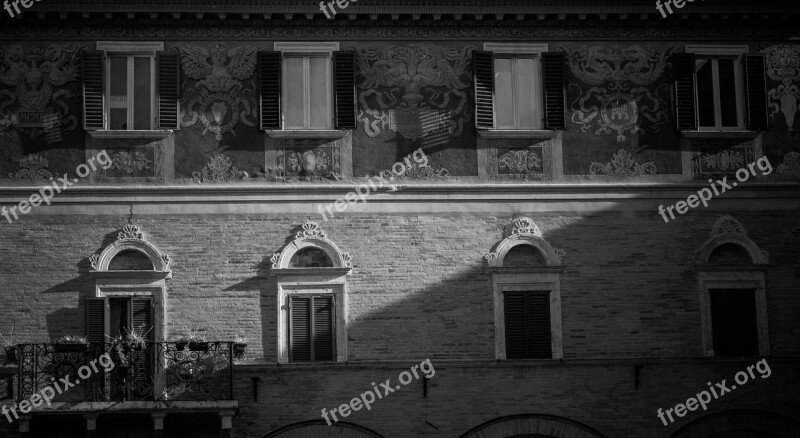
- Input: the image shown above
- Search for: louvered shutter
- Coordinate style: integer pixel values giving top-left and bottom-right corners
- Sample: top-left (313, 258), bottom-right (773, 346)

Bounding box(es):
top-left (85, 297), bottom-right (109, 400)
top-left (672, 53), bottom-right (697, 131)
top-left (541, 52), bottom-right (566, 130)
top-left (85, 297), bottom-right (109, 343)
top-left (504, 292), bottom-right (527, 359)
top-left (289, 295), bottom-right (311, 361)
top-left (81, 50), bottom-right (105, 130)
top-left (313, 295), bottom-right (335, 361)
top-left (504, 291), bottom-right (552, 359)
top-left (333, 51), bottom-right (357, 130)
top-left (744, 54), bottom-right (768, 130)
top-left (710, 289), bottom-right (759, 356)
top-left (473, 50), bottom-right (495, 129)
top-left (156, 51), bottom-right (180, 129)
top-left (259, 51), bottom-right (282, 130)
top-left (129, 297), bottom-right (154, 399)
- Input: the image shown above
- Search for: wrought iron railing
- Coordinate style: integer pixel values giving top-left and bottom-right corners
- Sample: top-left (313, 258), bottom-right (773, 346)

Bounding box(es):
top-left (17, 342), bottom-right (233, 402)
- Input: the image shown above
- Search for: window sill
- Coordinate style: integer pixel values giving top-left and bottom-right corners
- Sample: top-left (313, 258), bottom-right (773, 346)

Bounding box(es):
top-left (269, 267), bottom-right (352, 277)
top-left (478, 129), bottom-right (559, 139)
top-left (266, 130), bottom-right (348, 139)
top-left (87, 130), bottom-right (173, 139)
top-left (681, 130), bottom-right (760, 140)
top-left (88, 270), bottom-right (172, 280)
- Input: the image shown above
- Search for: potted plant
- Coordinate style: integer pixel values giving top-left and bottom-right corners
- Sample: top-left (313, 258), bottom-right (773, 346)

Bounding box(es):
top-left (106, 325), bottom-right (151, 369)
top-left (174, 327), bottom-right (208, 352)
top-left (232, 334), bottom-right (248, 359)
top-left (1, 327), bottom-right (16, 362)
top-left (52, 335), bottom-right (89, 352)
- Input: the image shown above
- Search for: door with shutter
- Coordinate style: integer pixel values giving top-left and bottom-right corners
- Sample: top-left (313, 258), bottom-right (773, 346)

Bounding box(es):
top-left (504, 291), bottom-right (552, 359)
top-left (85, 298), bottom-right (109, 401)
top-left (289, 295), bottom-right (335, 362)
top-left (128, 297), bottom-right (154, 400)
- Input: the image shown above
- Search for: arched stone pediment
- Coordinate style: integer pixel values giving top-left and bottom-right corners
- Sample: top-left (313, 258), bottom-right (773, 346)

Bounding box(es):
top-left (270, 221), bottom-right (353, 271)
top-left (694, 216), bottom-right (768, 265)
top-left (89, 225), bottom-right (171, 276)
top-left (485, 217), bottom-right (565, 268)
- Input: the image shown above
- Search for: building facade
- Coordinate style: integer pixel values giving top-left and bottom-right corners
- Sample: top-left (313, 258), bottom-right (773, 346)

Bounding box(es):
top-left (0, 1), bottom-right (798, 437)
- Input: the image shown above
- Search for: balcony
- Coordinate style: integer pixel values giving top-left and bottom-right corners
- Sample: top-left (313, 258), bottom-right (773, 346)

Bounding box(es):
top-left (16, 342), bottom-right (234, 403)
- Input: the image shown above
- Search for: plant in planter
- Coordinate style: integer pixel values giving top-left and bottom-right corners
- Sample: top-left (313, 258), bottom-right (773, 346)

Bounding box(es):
top-left (0, 326), bottom-right (17, 362)
top-left (174, 327), bottom-right (208, 351)
top-left (106, 325), bottom-right (152, 369)
top-left (232, 334), bottom-right (248, 359)
top-left (52, 335), bottom-right (89, 352)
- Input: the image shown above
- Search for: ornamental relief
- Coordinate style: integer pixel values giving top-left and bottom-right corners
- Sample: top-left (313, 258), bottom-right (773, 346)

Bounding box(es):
top-left (589, 149), bottom-right (656, 176)
top-left (557, 45), bottom-right (674, 143)
top-left (764, 45), bottom-right (800, 131)
top-left (352, 44), bottom-right (474, 143)
top-left (177, 44), bottom-right (263, 141)
top-left (0, 44), bottom-right (81, 143)
top-left (690, 140), bottom-right (755, 180)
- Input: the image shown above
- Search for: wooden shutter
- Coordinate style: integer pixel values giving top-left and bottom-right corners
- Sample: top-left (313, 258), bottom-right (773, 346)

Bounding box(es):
top-left (672, 52), bottom-right (697, 131)
top-left (744, 54), bottom-right (768, 130)
top-left (541, 52), bottom-right (566, 130)
top-left (504, 291), bottom-right (552, 359)
top-left (129, 297), bottom-right (154, 399)
top-left (333, 51), bottom-right (357, 130)
top-left (81, 50), bottom-right (105, 130)
top-left (313, 295), bottom-right (335, 361)
top-left (710, 289), bottom-right (759, 356)
top-left (289, 295), bottom-right (311, 361)
top-left (85, 297), bottom-right (109, 343)
top-left (156, 51), bottom-right (180, 129)
top-left (259, 51), bottom-right (282, 130)
top-left (473, 50), bottom-right (495, 129)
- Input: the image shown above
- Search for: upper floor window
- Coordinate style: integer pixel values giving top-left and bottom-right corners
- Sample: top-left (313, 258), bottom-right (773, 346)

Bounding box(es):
top-left (474, 43), bottom-right (566, 132)
top-left (260, 43), bottom-right (357, 133)
top-left (673, 46), bottom-right (768, 132)
top-left (82, 42), bottom-right (180, 132)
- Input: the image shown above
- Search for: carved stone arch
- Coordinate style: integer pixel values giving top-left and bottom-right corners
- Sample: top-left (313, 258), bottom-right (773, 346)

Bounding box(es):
top-left (270, 221), bottom-right (353, 271)
top-left (669, 410), bottom-right (800, 438)
top-left (90, 224), bottom-right (172, 275)
top-left (694, 215), bottom-right (768, 265)
top-left (263, 420), bottom-right (385, 438)
top-left (459, 414), bottom-right (608, 438)
top-left (485, 217), bottom-right (565, 267)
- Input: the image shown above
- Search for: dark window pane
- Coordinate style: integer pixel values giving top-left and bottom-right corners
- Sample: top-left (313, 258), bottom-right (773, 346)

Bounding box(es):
top-left (109, 56), bottom-right (128, 130)
top-left (289, 247), bottom-right (333, 268)
top-left (696, 59), bottom-right (716, 127)
top-left (109, 298), bottom-right (129, 338)
top-left (710, 289), bottom-right (759, 356)
top-left (133, 57), bottom-right (152, 130)
top-left (717, 58), bottom-right (738, 127)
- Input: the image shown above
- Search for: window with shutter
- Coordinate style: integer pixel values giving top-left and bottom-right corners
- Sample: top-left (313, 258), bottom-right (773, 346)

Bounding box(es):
top-left (504, 291), bottom-right (552, 359)
top-left (333, 51), bottom-right (357, 130)
top-left (289, 295), bottom-right (335, 362)
top-left (85, 297), bottom-right (109, 344)
top-left (81, 50), bottom-right (105, 130)
top-left (744, 54), bottom-right (768, 130)
top-left (156, 51), bottom-right (180, 130)
top-left (710, 289), bottom-right (759, 356)
top-left (259, 51), bottom-right (282, 130)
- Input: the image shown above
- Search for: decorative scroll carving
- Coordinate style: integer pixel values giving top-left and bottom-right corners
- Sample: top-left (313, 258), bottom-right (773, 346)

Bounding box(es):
top-left (296, 220), bottom-right (327, 240)
top-left (118, 224), bottom-right (144, 241)
top-left (711, 215), bottom-right (747, 236)
top-left (111, 151), bottom-right (152, 174)
top-left (690, 140), bottom-right (755, 179)
top-left (693, 215), bottom-right (768, 265)
top-left (193, 153), bottom-right (247, 183)
top-left (485, 217), bottom-right (563, 267)
top-left (178, 44), bottom-right (261, 141)
top-left (8, 154), bottom-right (53, 179)
top-left (271, 221), bottom-right (352, 272)
top-left (509, 217), bottom-right (542, 238)
top-left (559, 45), bottom-right (674, 142)
top-left (589, 149), bottom-right (656, 176)
top-left (776, 151), bottom-right (800, 179)
top-left (90, 225), bottom-right (171, 273)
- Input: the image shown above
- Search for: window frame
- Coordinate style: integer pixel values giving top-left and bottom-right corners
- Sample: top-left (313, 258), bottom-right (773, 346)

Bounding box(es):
top-left (483, 43), bottom-right (548, 132)
top-left (685, 45), bottom-right (748, 131)
top-left (96, 42), bottom-right (162, 131)
top-left (502, 288), bottom-right (554, 359)
top-left (278, 284), bottom-right (347, 363)
top-left (288, 293), bottom-right (337, 362)
top-left (697, 272), bottom-right (769, 357)
top-left (494, 274), bottom-right (562, 360)
top-left (274, 42), bottom-right (339, 131)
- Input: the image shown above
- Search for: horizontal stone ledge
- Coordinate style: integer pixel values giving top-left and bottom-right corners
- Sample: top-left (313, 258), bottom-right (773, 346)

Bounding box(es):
top-left (25, 400), bottom-right (238, 414)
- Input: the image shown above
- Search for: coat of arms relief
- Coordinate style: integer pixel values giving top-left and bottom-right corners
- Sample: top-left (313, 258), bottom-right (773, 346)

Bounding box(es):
top-left (764, 45), bottom-right (800, 131)
top-left (0, 44), bottom-right (81, 143)
top-left (354, 44), bottom-right (474, 146)
top-left (177, 44), bottom-right (262, 141)
top-left (559, 45), bottom-right (674, 143)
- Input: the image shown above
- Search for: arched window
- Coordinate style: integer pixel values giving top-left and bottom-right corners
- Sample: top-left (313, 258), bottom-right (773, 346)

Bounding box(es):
top-left (108, 249), bottom-right (155, 270)
top-left (270, 221), bottom-right (352, 364)
top-left (485, 218), bottom-right (565, 360)
top-left (693, 216), bottom-right (769, 357)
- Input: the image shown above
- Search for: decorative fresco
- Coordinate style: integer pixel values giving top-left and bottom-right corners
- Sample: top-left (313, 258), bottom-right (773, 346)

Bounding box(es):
top-left (0, 44), bottom-right (80, 143)
top-left (8, 153), bottom-right (52, 179)
top-left (192, 153), bottom-right (248, 183)
top-left (589, 149), bottom-right (656, 176)
top-left (765, 45), bottom-right (800, 131)
top-left (690, 139), bottom-right (756, 180)
top-left (276, 138), bottom-right (342, 182)
top-left (559, 45), bottom-right (674, 143)
top-left (110, 150), bottom-right (152, 175)
top-left (353, 44), bottom-right (474, 145)
top-left (178, 44), bottom-right (261, 141)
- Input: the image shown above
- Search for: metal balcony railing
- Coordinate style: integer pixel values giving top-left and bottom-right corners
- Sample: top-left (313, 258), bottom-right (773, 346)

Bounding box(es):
top-left (17, 342), bottom-right (234, 402)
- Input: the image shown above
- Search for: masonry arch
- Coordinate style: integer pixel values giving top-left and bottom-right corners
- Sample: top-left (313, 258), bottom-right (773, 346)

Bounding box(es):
top-left (459, 414), bottom-right (608, 438)
top-left (263, 420), bottom-right (385, 438)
